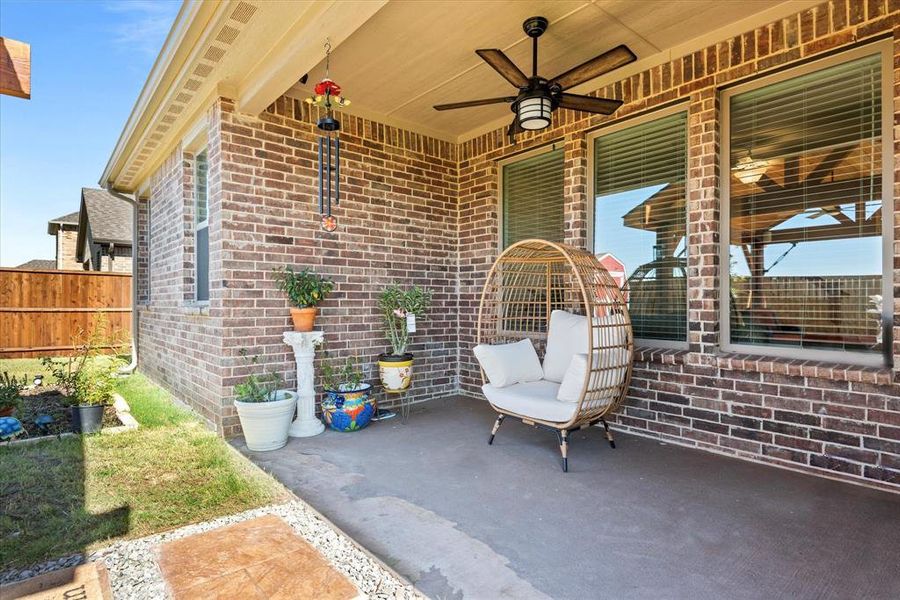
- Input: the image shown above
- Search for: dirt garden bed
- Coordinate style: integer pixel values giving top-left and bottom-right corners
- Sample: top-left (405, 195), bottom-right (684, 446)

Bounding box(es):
top-left (7, 386), bottom-right (136, 442)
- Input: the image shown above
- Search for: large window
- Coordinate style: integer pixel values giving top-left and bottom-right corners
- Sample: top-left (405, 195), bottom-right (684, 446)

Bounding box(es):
top-left (194, 149), bottom-right (209, 303)
top-left (502, 147), bottom-right (564, 248)
top-left (593, 110), bottom-right (688, 343)
top-left (723, 48), bottom-right (890, 363)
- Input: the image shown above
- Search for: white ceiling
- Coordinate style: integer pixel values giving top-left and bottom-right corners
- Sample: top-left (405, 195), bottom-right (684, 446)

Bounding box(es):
top-left (286, 0), bottom-right (806, 141)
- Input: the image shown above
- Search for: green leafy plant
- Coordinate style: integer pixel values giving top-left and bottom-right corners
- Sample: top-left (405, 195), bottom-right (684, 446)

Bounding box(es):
top-left (41, 313), bottom-right (129, 399)
top-left (0, 372), bottom-right (26, 414)
top-left (71, 358), bottom-right (122, 406)
top-left (378, 285), bottom-right (432, 356)
top-left (321, 354), bottom-right (366, 392)
top-left (273, 266), bottom-right (335, 308)
top-left (234, 349), bottom-right (284, 403)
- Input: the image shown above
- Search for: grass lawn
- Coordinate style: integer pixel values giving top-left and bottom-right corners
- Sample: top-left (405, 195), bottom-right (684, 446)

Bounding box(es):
top-left (0, 366), bottom-right (287, 570)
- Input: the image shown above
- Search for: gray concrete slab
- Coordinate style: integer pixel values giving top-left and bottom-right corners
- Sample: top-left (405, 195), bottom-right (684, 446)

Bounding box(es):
top-left (232, 396), bottom-right (900, 600)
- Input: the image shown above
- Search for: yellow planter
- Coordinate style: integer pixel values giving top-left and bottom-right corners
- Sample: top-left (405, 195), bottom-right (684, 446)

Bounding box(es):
top-left (378, 353), bottom-right (413, 393)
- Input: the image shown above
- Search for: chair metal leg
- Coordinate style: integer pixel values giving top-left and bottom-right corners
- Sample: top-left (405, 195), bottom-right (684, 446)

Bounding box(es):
top-left (600, 418), bottom-right (615, 449)
top-left (488, 415), bottom-right (504, 445)
top-left (557, 429), bottom-right (569, 472)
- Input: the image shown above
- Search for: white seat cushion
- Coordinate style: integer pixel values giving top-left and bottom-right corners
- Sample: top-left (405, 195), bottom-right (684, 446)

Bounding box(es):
top-left (557, 348), bottom-right (629, 403)
top-left (482, 380), bottom-right (578, 423)
top-left (542, 310), bottom-right (589, 382)
top-left (474, 338), bottom-right (544, 388)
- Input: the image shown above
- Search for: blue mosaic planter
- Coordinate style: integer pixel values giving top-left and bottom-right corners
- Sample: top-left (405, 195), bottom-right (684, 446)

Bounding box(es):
top-left (322, 383), bottom-right (374, 432)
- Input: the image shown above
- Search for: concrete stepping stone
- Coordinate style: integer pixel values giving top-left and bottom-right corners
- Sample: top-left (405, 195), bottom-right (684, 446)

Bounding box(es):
top-left (157, 514), bottom-right (361, 599)
top-left (0, 563), bottom-right (113, 600)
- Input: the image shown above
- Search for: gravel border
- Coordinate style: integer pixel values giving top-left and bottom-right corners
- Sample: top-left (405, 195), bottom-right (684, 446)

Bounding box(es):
top-left (2, 501), bottom-right (424, 599)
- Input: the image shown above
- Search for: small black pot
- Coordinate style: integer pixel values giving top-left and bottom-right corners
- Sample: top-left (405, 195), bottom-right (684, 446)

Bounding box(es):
top-left (71, 404), bottom-right (106, 434)
top-left (377, 352), bottom-right (414, 362)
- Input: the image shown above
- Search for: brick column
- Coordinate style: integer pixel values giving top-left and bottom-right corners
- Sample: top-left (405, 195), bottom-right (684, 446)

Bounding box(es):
top-left (686, 89), bottom-right (720, 356)
top-left (563, 133), bottom-right (589, 250)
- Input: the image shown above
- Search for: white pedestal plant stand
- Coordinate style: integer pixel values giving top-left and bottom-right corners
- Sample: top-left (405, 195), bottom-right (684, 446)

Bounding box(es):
top-left (283, 330), bottom-right (325, 437)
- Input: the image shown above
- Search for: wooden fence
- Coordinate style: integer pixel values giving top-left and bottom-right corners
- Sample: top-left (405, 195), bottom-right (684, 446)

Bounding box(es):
top-left (0, 268), bottom-right (131, 358)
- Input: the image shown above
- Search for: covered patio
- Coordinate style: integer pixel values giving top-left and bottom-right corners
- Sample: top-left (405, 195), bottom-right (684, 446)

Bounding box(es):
top-left (234, 397), bottom-right (900, 600)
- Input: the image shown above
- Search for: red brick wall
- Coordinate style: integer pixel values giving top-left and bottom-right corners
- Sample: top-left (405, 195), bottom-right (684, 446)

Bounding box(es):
top-left (213, 97), bottom-right (460, 435)
top-left (457, 0), bottom-right (900, 490)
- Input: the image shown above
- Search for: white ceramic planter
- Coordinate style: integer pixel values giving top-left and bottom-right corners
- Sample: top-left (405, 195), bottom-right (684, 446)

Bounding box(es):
top-left (234, 390), bottom-right (298, 451)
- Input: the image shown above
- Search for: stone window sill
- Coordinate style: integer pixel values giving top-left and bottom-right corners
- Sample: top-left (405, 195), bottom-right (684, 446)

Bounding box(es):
top-left (633, 346), bottom-right (894, 386)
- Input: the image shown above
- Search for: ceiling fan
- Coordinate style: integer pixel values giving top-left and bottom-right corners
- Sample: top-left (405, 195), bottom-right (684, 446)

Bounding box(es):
top-left (433, 16), bottom-right (636, 142)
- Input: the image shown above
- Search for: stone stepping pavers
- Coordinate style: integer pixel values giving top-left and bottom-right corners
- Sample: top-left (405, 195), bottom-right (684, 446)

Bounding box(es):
top-left (156, 514), bottom-right (361, 600)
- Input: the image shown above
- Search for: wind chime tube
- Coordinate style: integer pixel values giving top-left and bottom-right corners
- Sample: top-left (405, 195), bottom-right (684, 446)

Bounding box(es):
top-left (326, 134), bottom-right (332, 216)
top-left (335, 138), bottom-right (340, 205)
top-left (318, 138), bottom-right (324, 213)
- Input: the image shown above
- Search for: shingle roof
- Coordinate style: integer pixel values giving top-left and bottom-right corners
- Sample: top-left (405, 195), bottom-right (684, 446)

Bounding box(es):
top-left (48, 211), bottom-right (80, 225)
top-left (16, 259), bottom-right (57, 270)
top-left (81, 188), bottom-right (133, 244)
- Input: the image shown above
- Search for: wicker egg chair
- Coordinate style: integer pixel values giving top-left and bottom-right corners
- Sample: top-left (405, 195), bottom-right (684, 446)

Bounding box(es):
top-left (476, 239), bottom-right (634, 471)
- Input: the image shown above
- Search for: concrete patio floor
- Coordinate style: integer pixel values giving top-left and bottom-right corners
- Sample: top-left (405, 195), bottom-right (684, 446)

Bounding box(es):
top-left (233, 396), bottom-right (900, 600)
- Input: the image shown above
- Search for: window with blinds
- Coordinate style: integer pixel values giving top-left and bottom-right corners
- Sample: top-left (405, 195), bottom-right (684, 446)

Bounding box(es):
top-left (593, 111), bottom-right (687, 342)
top-left (726, 52), bottom-right (884, 357)
top-left (502, 148), bottom-right (564, 248)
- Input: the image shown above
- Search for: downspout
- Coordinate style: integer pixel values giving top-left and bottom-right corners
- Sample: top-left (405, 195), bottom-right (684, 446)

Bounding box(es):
top-left (119, 192), bottom-right (139, 374)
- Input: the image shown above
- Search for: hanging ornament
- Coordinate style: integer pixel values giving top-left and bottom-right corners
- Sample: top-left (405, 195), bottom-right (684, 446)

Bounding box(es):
top-left (306, 39), bottom-right (350, 232)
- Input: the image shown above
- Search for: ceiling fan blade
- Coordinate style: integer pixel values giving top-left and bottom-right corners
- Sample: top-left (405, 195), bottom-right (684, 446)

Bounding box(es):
top-left (475, 49), bottom-right (529, 87)
top-left (557, 93), bottom-right (622, 115)
top-left (433, 96), bottom-right (516, 111)
top-left (549, 45), bottom-right (636, 90)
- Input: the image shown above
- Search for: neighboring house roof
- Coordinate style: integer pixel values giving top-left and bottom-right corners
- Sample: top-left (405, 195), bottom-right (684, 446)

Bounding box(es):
top-left (75, 188), bottom-right (133, 263)
top-left (16, 259), bottom-right (56, 270)
top-left (47, 210), bottom-right (80, 235)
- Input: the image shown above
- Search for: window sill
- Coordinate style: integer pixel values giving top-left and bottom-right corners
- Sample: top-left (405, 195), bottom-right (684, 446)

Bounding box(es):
top-left (633, 346), bottom-right (894, 386)
top-left (182, 302), bottom-right (210, 316)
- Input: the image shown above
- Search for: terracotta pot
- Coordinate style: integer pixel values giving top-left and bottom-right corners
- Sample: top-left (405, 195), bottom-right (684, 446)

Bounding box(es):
top-left (290, 307), bottom-right (318, 332)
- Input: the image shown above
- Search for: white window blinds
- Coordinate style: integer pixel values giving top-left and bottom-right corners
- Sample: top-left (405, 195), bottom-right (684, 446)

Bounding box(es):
top-left (727, 53), bottom-right (884, 356)
top-left (502, 148), bottom-right (564, 248)
top-left (594, 111), bottom-right (688, 342)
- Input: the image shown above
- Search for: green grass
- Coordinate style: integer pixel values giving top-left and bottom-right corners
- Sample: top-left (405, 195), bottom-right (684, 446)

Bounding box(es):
top-left (0, 355), bottom-right (131, 387)
top-left (0, 368), bottom-right (287, 569)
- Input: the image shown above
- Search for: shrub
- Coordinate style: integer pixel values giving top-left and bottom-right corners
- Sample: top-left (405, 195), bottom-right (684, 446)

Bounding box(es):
top-left (0, 372), bottom-right (26, 414)
top-left (272, 266), bottom-right (334, 308)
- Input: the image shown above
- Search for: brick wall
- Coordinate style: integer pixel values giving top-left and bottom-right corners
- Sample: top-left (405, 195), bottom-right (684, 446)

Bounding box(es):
top-left (456, 0), bottom-right (900, 490)
top-left (136, 145), bottom-right (227, 431)
top-left (213, 97), bottom-right (459, 435)
top-left (54, 227), bottom-right (80, 270)
top-left (134, 0), bottom-right (899, 489)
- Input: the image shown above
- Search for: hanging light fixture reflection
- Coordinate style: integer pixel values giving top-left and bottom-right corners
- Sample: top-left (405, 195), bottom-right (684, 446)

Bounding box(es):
top-left (732, 154), bottom-right (770, 184)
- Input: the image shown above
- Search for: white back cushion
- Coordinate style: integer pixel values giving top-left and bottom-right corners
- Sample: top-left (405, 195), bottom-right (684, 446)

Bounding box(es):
top-left (557, 349), bottom-right (629, 403)
top-left (474, 338), bottom-right (544, 388)
top-left (542, 310), bottom-right (589, 382)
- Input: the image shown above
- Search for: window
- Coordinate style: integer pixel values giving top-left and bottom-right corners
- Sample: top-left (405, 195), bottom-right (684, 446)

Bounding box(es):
top-left (723, 48), bottom-right (890, 364)
top-left (194, 149), bottom-right (209, 302)
top-left (502, 147), bottom-right (564, 248)
top-left (593, 110), bottom-right (688, 343)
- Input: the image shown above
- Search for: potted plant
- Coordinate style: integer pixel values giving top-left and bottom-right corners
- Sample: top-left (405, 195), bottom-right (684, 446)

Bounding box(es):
top-left (70, 358), bottom-right (121, 434)
top-left (377, 285), bottom-right (431, 393)
top-left (233, 351), bottom-right (298, 451)
top-left (273, 266), bottom-right (335, 332)
top-left (0, 372), bottom-right (24, 417)
top-left (321, 355), bottom-right (374, 431)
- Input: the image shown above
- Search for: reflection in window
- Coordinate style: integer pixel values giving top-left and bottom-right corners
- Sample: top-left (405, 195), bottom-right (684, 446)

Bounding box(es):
top-left (728, 54), bottom-right (883, 354)
top-left (594, 112), bottom-right (687, 342)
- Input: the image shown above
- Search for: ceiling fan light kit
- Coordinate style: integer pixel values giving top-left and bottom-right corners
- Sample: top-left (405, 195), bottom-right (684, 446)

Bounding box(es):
top-left (434, 16), bottom-right (636, 142)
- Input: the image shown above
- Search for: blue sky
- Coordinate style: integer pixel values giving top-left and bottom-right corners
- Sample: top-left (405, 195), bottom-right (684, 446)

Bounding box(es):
top-left (0, 0), bottom-right (179, 267)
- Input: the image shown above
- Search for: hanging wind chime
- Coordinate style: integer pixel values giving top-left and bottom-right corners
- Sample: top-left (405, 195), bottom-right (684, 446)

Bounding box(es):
top-left (305, 40), bottom-right (350, 232)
